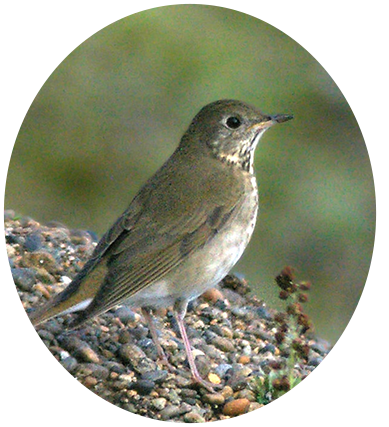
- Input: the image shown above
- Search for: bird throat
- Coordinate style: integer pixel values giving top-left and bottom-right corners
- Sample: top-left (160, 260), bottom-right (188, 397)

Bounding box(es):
top-left (211, 129), bottom-right (265, 174)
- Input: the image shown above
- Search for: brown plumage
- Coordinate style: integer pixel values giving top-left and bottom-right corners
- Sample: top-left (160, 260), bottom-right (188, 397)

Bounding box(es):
top-left (29, 99), bottom-right (293, 390)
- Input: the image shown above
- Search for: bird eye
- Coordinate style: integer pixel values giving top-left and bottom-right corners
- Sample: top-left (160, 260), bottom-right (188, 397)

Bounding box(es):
top-left (226, 116), bottom-right (242, 129)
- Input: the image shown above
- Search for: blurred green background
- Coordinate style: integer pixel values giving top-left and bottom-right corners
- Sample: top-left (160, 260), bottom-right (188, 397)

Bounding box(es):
top-left (5, 5), bottom-right (375, 344)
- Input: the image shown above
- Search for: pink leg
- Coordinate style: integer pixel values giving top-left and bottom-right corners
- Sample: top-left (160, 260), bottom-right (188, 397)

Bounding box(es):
top-left (174, 300), bottom-right (219, 392)
top-left (142, 307), bottom-right (174, 371)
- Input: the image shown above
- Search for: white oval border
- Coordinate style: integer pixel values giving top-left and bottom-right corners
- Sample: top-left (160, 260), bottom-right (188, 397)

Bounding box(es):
top-left (14, 3), bottom-right (368, 425)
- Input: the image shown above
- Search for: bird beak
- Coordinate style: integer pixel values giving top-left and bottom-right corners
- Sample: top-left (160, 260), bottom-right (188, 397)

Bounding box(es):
top-left (250, 113), bottom-right (294, 133)
top-left (270, 113), bottom-right (294, 124)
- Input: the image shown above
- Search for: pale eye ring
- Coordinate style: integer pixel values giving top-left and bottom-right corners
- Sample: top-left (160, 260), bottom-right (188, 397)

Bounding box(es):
top-left (225, 116), bottom-right (242, 129)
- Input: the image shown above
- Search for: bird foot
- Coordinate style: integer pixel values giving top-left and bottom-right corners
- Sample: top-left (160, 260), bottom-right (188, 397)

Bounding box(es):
top-left (191, 373), bottom-right (223, 393)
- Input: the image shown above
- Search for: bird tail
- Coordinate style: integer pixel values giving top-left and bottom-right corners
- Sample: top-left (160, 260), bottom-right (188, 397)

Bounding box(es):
top-left (28, 259), bottom-right (108, 327)
top-left (16, 275), bottom-right (98, 335)
top-left (16, 301), bottom-right (68, 335)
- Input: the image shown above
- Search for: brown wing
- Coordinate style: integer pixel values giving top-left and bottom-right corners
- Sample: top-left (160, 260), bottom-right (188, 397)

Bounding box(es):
top-left (71, 153), bottom-right (245, 324)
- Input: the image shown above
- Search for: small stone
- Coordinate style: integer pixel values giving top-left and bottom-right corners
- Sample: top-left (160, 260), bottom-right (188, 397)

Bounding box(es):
top-left (118, 330), bottom-right (132, 344)
top-left (220, 326), bottom-right (233, 339)
top-left (203, 393), bottom-right (225, 405)
top-left (208, 373), bottom-right (221, 385)
top-left (247, 402), bottom-right (266, 417)
top-left (235, 389), bottom-right (256, 402)
top-left (22, 251), bottom-right (60, 275)
top-left (184, 412), bottom-right (206, 423)
top-left (214, 364), bottom-right (232, 379)
top-left (82, 363), bottom-right (109, 379)
top-left (83, 376), bottom-right (98, 388)
top-left (11, 268), bottom-right (37, 291)
top-left (131, 379), bottom-right (155, 395)
top-left (113, 306), bottom-right (136, 324)
top-left (77, 346), bottom-right (101, 364)
top-left (118, 343), bottom-right (157, 374)
top-left (60, 356), bottom-right (78, 373)
top-left (212, 337), bottom-right (235, 353)
top-left (34, 283), bottom-right (51, 299)
top-left (151, 397), bottom-right (167, 411)
top-left (227, 371), bottom-right (251, 391)
top-left (238, 355), bottom-right (251, 365)
top-left (141, 370), bottom-right (168, 384)
top-left (221, 386), bottom-right (234, 399)
top-left (160, 405), bottom-right (181, 421)
top-left (222, 398), bottom-right (251, 416)
top-left (202, 288), bottom-right (224, 303)
top-left (24, 233), bottom-right (43, 252)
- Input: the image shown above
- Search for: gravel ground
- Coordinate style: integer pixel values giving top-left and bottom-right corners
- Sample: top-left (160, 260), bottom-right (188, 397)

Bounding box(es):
top-left (5, 210), bottom-right (330, 422)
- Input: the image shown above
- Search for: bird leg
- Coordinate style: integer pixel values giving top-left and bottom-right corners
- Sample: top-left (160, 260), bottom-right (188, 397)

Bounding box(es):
top-left (174, 299), bottom-right (220, 393)
top-left (141, 307), bottom-right (175, 372)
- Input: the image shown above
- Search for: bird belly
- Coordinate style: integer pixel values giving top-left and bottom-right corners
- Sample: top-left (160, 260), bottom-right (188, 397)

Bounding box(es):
top-left (127, 192), bottom-right (258, 309)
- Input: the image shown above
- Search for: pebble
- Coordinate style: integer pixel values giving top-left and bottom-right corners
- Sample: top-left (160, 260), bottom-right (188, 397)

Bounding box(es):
top-left (247, 402), bottom-right (266, 417)
top-left (83, 376), bottom-right (98, 388)
top-left (82, 363), bottom-right (109, 379)
top-left (202, 288), bottom-right (224, 303)
top-left (221, 386), bottom-right (234, 399)
top-left (118, 343), bottom-right (157, 373)
top-left (238, 355), bottom-right (251, 364)
top-left (141, 370), bottom-right (169, 384)
top-left (24, 232), bottom-right (44, 252)
top-left (202, 393), bottom-right (225, 405)
top-left (151, 397), bottom-right (167, 411)
top-left (113, 306), bottom-right (137, 324)
top-left (228, 377), bottom-right (249, 392)
top-left (222, 398), bottom-right (251, 416)
top-left (160, 405), bottom-right (182, 421)
top-left (131, 379), bottom-right (155, 395)
top-left (214, 363), bottom-right (232, 379)
top-left (60, 356), bottom-right (78, 373)
top-left (76, 346), bottom-right (101, 364)
top-left (235, 389), bottom-right (256, 402)
top-left (183, 412), bottom-right (206, 423)
top-left (119, 344), bottom-right (146, 363)
top-left (35, 283), bottom-right (50, 299)
top-left (11, 268), bottom-right (37, 291)
top-left (22, 251), bottom-right (60, 275)
top-left (207, 373), bottom-right (221, 385)
top-left (9, 214), bottom-right (330, 422)
top-left (212, 336), bottom-right (235, 353)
